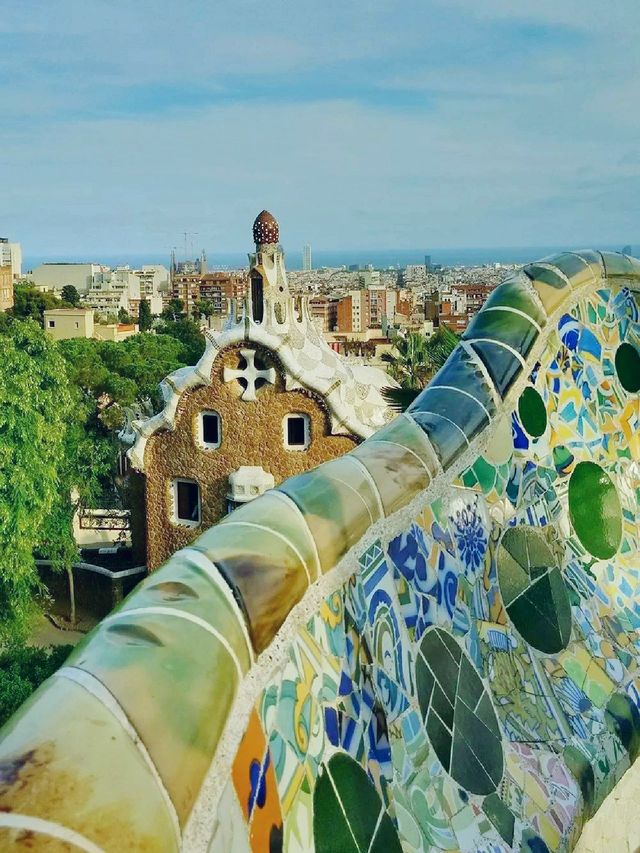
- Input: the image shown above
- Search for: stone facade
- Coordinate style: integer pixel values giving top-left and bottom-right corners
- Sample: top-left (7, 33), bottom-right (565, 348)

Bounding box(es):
top-left (141, 343), bottom-right (357, 569)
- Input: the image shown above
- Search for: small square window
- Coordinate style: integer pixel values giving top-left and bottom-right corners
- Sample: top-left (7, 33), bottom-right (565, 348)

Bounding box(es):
top-left (199, 411), bottom-right (221, 448)
top-left (172, 479), bottom-right (200, 526)
top-left (48, 319), bottom-right (55, 328)
top-left (75, 321), bottom-right (80, 328)
top-left (284, 413), bottom-right (310, 450)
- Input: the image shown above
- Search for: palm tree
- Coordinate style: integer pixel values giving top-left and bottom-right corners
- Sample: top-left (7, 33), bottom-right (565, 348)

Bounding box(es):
top-left (382, 326), bottom-right (459, 412)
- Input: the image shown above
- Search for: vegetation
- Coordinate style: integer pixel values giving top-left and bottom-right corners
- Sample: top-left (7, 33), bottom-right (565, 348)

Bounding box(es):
top-left (0, 644), bottom-right (73, 726)
top-left (0, 321), bottom-right (75, 642)
top-left (118, 306), bottom-right (132, 324)
top-left (59, 329), bottom-right (204, 412)
top-left (138, 298), bottom-right (152, 331)
top-left (162, 297), bottom-right (185, 321)
top-left (192, 299), bottom-right (215, 321)
top-left (382, 326), bottom-right (459, 411)
top-left (61, 285), bottom-right (80, 306)
top-left (10, 283), bottom-right (68, 325)
top-left (0, 310), bottom-right (205, 639)
top-left (155, 317), bottom-right (206, 365)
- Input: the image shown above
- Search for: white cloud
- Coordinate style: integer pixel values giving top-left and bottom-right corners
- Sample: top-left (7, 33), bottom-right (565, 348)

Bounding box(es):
top-left (0, 0), bottom-right (639, 253)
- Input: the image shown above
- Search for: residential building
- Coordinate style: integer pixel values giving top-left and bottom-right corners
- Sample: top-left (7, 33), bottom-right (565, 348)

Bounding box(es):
top-left (124, 210), bottom-right (396, 569)
top-left (0, 265), bottom-right (13, 311)
top-left (309, 295), bottom-right (338, 332)
top-left (31, 262), bottom-right (107, 294)
top-left (44, 308), bottom-right (95, 339)
top-left (0, 239), bottom-right (21, 278)
top-left (358, 269), bottom-right (380, 288)
top-left (44, 307), bottom-right (138, 341)
top-left (198, 272), bottom-right (248, 316)
top-left (303, 243), bottom-right (312, 271)
top-left (336, 287), bottom-right (399, 333)
top-left (83, 265), bottom-right (166, 316)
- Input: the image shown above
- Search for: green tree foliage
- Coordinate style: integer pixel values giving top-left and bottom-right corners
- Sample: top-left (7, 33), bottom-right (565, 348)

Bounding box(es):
top-left (60, 285), bottom-right (80, 306)
top-left (0, 317), bottom-right (204, 638)
top-left (0, 644), bottom-right (73, 726)
top-left (118, 306), bottom-right (132, 324)
top-left (192, 299), bottom-right (215, 319)
top-left (59, 331), bottom-right (200, 410)
top-left (138, 298), bottom-right (153, 331)
top-left (10, 284), bottom-right (65, 325)
top-left (161, 297), bottom-right (185, 321)
top-left (382, 326), bottom-right (459, 411)
top-left (0, 321), bottom-right (75, 642)
top-left (155, 318), bottom-right (206, 365)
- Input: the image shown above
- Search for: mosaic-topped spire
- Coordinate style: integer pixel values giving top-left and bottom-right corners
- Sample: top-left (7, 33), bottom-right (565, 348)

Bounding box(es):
top-left (252, 210), bottom-right (279, 246)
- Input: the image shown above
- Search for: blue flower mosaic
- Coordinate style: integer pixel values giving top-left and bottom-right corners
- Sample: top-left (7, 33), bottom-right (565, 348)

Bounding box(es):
top-left (451, 501), bottom-right (488, 576)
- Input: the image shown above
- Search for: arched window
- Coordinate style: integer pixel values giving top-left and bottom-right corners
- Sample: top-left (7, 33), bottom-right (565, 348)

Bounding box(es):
top-left (251, 272), bottom-right (264, 323)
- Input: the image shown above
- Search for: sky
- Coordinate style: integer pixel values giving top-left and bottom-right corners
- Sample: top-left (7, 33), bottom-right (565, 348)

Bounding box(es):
top-left (1, 0), bottom-right (639, 257)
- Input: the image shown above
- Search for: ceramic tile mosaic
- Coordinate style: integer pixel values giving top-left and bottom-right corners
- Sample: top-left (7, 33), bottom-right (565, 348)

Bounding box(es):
top-left (1, 253), bottom-right (640, 852)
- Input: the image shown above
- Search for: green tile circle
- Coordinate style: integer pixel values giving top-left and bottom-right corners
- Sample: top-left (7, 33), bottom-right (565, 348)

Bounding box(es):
top-left (416, 628), bottom-right (503, 795)
top-left (517, 386), bottom-right (547, 437)
top-left (615, 342), bottom-right (640, 393)
top-left (497, 525), bottom-right (571, 654)
top-left (313, 753), bottom-right (402, 853)
top-left (568, 461), bottom-right (622, 559)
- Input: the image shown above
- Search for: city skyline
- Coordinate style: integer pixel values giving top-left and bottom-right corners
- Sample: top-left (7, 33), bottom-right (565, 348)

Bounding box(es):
top-left (1, 0), bottom-right (639, 255)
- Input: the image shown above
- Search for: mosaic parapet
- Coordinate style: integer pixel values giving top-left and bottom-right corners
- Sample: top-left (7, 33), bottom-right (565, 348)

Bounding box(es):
top-left (0, 250), bottom-right (639, 852)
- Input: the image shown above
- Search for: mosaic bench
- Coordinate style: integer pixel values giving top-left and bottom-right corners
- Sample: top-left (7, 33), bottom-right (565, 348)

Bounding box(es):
top-left (0, 250), bottom-right (639, 852)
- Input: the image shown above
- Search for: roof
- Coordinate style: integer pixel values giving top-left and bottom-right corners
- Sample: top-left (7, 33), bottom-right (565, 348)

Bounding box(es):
top-left (125, 295), bottom-right (397, 471)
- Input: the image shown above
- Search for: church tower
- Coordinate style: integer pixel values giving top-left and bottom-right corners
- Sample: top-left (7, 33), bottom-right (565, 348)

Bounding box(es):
top-left (248, 210), bottom-right (290, 324)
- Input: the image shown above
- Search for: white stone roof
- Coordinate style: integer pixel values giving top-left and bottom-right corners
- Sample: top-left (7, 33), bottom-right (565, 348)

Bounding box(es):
top-left (125, 296), bottom-right (397, 471)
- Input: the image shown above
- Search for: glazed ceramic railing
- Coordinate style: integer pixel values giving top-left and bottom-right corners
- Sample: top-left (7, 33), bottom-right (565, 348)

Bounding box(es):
top-left (1, 250), bottom-right (640, 852)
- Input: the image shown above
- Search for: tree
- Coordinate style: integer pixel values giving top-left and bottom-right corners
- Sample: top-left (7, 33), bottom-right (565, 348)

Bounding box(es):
top-left (192, 300), bottom-right (215, 320)
top-left (382, 326), bottom-right (459, 412)
top-left (10, 284), bottom-right (64, 325)
top-left (138, 299), bottom-right (152, 332)
top-left (0, 321), bottom-right (75, 642)
top-left (161, 298), bottom-right (185, 321)
top-left (61, 285), bottom-right (80, 306)
top-left (118, 307), bottom-right (132, 324)
top-left (155, 318), bottom-right (206, 365)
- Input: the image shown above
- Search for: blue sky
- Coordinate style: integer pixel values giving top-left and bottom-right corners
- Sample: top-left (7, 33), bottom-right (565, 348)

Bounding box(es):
top-left (1, 0), bottom-right (639, 256)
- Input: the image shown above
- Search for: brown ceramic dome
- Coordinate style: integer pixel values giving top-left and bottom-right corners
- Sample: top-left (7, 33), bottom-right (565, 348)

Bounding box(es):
top-left (253, 210), bottom-right (279, 245)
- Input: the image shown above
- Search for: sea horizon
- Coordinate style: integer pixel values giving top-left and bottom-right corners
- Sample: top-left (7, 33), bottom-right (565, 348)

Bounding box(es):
top-left (22, 243), bottom-right (635, 274)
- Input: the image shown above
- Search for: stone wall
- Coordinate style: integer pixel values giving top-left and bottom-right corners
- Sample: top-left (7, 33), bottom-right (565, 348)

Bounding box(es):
top-left (0, 250), bottom-right (639, 853)
top-left (142, 343), bottom-right (357, 568)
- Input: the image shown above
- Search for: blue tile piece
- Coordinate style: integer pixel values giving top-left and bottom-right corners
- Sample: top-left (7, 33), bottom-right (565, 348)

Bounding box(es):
top-left (416, 346), bottom-right (496, 410)
top-left (410, 410), bottom-right (468, 470)
top-left (410, 386), bottom-right (490, 446)
top-left (463, 308), bottom-right (539, 359)
top-left (468, 339), bottom-right (522, 398)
